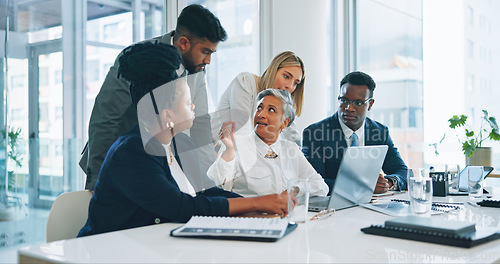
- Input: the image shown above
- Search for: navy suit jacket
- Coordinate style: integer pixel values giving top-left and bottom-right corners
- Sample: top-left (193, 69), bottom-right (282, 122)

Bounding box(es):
top-left (302, 112), bottom-right (407, 194)
top-left (78, 125), bottom-right (240, 237)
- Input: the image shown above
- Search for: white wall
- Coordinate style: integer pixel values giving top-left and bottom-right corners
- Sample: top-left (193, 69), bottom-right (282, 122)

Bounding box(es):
top-left (264, 0), bottom-right (331, 134)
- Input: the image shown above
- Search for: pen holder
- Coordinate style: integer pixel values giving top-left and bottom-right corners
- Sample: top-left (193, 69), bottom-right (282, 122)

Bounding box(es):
top-left (431, 172), bottom-right (448, 197)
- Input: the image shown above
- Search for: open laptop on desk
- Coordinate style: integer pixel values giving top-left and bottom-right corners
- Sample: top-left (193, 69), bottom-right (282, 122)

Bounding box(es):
top-left (448, 166), bottom-right (494, 195)
top-left (309, 145), bottom-right (388, 212)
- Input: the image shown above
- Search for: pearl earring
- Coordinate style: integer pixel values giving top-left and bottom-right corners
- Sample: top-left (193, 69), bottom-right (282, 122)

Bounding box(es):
top-left (166, 121), bottom-right (174, 129)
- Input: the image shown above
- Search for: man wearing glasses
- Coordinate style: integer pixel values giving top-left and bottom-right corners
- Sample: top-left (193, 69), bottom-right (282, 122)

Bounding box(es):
top-left (302, 71), bottom-right (407, 194)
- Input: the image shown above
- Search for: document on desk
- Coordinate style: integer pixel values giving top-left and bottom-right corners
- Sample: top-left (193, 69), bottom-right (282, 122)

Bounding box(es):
top-left (362, 199), bottom-right (461, 217)
top-left (362, 215), bottom-right (500, 248)
top-left (170, 216), bottom-right (297, 242)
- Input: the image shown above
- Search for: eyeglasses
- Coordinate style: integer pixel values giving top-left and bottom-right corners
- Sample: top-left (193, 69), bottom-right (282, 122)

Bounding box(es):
top-left (338, 97), bottom-right (372, 108)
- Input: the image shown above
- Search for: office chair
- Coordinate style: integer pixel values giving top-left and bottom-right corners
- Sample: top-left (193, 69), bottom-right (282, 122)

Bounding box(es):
top-left (46, 190), bottom-right (92, 242)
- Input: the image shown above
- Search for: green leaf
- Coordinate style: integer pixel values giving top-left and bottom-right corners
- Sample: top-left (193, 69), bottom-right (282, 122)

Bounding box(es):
top-left (490, 130), bottom-right (500, 141)
top-left (429, 142), bottom-right (440, 156)
top-left (463, 141), bottom-right (475, 157)
top-left (448, 115), bottom-right (467, 129)
top-left (465, 129), bottom-right (474, 137)
top-left (487, 116), bottom-right (499, 132)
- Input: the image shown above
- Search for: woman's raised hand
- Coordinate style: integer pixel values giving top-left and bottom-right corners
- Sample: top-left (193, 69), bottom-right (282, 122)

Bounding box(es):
top-left (219, 121), bottom-right (236, 150)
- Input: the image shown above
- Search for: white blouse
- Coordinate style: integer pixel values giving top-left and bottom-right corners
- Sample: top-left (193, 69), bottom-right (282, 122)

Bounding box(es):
top-left (162, 143), bottom-right (196, 197)
top-left (206, 132), bottom-right (329, 197)
top-left (214, 72), bottom-right (301, 145)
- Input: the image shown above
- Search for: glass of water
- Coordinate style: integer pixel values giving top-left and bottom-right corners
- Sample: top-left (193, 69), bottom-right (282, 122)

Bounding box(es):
top-left (408, 168), bottom-right (433, 216)
top-left (468, 165), bottom-right (484, 202)
top-left (287, 178), bottom-right (310, 223)
top-left (447, 164), bottom-right (460, 192)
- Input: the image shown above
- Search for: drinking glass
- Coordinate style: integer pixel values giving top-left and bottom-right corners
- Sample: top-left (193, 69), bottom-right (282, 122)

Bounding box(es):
top-left (447, 164), bottom-right (461, 192)
top-left (408, 168), bottom-right (433, 216)
top-left (287, 178), bottom-right (310, 223)
top-left (468, 166), bottom-right (484, 202)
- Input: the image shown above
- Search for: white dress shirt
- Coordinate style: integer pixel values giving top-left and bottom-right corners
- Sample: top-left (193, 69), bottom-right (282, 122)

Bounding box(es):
top-left (207, 132), bottom-right (329, 197)
top-left (338, 115), bottom-right (366, 147)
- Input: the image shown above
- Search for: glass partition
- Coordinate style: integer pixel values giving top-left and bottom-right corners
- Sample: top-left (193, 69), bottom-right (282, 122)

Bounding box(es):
top-left (0, 0), bottom-right (165, 249)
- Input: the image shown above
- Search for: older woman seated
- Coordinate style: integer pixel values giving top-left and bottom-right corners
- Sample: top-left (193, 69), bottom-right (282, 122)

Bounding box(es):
top-left (207, 89), bottom-right (328, 197)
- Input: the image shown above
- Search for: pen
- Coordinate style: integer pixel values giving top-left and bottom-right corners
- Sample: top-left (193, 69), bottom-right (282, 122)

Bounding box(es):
top-left (467, 201), bottom-right (480, 207)
top-left (310, 209), bottom-right (335, 220)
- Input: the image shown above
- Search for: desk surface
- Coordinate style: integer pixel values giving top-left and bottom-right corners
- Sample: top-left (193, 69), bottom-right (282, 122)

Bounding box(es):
top-left (18, 192), bottom-right (500, 263)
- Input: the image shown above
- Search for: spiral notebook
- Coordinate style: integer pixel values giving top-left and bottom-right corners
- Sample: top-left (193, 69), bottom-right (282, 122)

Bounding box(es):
top-left (477, 199), bottom-right (500, 208)
top-left (362, 199), bottom-right (461, 217)
top-left (361, 216), bottom-right (500, 248)
top-left (170, 216), bottom-right (297, 242)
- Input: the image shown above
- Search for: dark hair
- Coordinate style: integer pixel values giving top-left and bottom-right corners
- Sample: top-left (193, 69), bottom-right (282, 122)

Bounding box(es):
top-left (175, 4), bottom-right (227, 43)
top-left (340, 71), bottom-right (376, 98)
top-left (118, 42), bottom-right (181, 106)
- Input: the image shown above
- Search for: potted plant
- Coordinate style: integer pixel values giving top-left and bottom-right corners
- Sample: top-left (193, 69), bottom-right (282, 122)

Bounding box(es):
top-left (0, 127), bottom-right (25, 221)
top-left (447, 110), bottom-right (500, 166)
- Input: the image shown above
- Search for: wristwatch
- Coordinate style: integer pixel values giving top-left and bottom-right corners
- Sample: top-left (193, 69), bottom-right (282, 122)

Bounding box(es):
top-left (386, 176), bottom-right (399, 191)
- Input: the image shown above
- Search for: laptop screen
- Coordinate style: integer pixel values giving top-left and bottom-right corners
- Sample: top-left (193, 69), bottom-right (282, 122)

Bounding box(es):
top-left (328, 145), bottom-right (388, 210)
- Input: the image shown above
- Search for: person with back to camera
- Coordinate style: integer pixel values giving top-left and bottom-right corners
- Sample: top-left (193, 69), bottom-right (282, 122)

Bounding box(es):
top-left (302, 71), bottom-right (407, 195)
top-left (80, 4), bottom-right (224, 191)
top-left (78, 43), bottom-right (289, 237)
top-left (207, 88), bottom-right (328, 197)
top-left (214, 51), bottom-right (305, 145)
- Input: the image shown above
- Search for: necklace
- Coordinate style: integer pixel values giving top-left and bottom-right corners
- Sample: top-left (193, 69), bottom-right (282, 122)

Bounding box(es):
top-left (167, 145), bottom-right (174, 165)
top-left (264, 148), bottom-right (278, 159)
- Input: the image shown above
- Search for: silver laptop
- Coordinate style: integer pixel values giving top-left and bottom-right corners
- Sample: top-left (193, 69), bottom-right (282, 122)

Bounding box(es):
top-left (309, 145), bottom-right (389, 212)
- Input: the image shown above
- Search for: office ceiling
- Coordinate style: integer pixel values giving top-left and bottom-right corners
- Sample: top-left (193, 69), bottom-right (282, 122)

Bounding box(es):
top-left (0, 0), bottom-right (162, 32)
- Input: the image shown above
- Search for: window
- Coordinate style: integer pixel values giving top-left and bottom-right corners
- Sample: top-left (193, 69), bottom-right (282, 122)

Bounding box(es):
top-left (187, 0), bottom-right (260, 105)
top-left (424, 0), bottom-right (500, 171)
top-left (55, 70), bottom-right (62, 84)
top-left (39, 67), bottom-right (49, 86)
top-left (467, 39), bottom-right (474, 59)
top-left (355, 0), bottom-right (423, 167)
top-left (479, 14), bottom-right (485, 29)
top-left (103, 22), bottom-right (121, 41)
top-left (86, 59), bottom-right (100, 82)
top-left (11, 75), bottom-right (25, 89)
top-left (466, 6), bottom-right (474, 26)
top-left (466, 74), bottom-right (475, 91)
top-left (1, 0), bottom-right (165, 249)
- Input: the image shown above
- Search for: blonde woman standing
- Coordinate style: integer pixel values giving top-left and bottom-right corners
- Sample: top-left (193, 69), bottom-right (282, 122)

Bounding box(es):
top-left (215, 51), bottom-right (305, 145)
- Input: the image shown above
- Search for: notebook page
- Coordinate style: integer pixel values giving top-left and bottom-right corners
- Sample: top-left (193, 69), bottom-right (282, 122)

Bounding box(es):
top-left (184, 216), bottom-right (288, 230)
top-left (173, 216), bottom-right (289, 238)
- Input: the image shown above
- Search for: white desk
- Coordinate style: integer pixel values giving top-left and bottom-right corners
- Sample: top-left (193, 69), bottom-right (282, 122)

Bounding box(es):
top-left (18, 192), bottom-right (500, 263)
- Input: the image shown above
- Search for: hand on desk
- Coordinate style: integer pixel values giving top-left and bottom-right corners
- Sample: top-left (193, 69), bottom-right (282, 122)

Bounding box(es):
top-left (374, 174), bottom-right (390, 194)
top-left (228, 192), bottom-right (289, 217)
top-left (253, 192), bottom-right (290, 216)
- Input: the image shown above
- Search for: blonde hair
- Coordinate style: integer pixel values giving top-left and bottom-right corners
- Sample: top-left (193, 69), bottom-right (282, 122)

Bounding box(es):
top-left (258, 51), bottom-right (305, 117)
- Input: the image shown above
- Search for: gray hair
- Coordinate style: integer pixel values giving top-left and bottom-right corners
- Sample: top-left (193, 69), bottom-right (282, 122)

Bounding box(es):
top-left (256, 88), bottom-right (296, 127)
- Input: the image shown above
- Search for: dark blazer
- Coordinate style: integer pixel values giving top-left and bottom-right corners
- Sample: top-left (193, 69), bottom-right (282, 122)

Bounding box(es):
top-left (78, 125), bottom-right (240, 237)
top-left (302, 112), bottom-right (407, 194)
